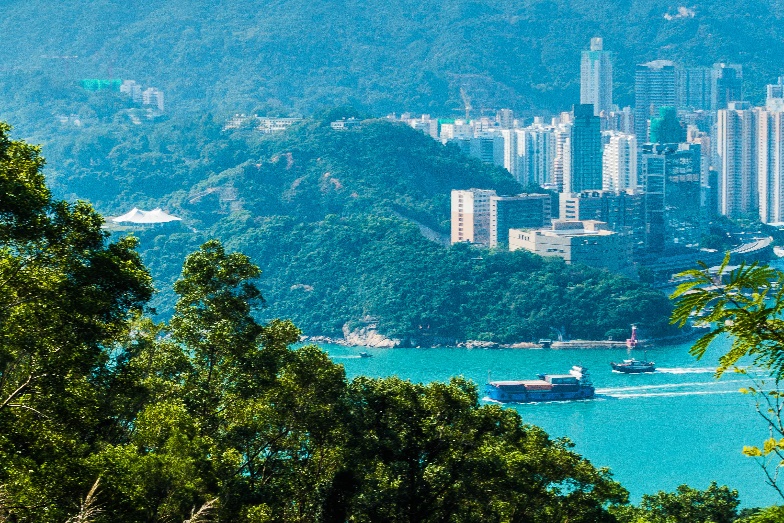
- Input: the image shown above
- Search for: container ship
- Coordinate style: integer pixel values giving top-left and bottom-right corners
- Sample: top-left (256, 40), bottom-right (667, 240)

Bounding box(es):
top-left (484, 366), bottom-right (594, 403)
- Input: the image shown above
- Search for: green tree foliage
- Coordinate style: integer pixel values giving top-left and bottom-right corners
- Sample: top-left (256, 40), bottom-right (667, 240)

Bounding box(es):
top-left (671, 255), bottom-right (784, 500)
top-left (340, 376), bottom-right (627, 522)
top-left (1, 0), bottom-right (783, 119)
top-left (222, 214), bottom-right (673, 343)
top-left (736, 505), bottom-right (784, 523)
top-left (0, 126), bottom-right (636, 521)
top-left (612, 482), bottom-right (740, 523)
top-left (0, 123), bottom-right (153, 520)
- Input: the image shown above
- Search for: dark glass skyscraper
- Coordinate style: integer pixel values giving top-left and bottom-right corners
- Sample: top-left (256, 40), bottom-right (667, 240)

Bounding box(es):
top-left (566, 104), bottom-right (602, 193)
top-left (634, 60), bottom-right (678, 142)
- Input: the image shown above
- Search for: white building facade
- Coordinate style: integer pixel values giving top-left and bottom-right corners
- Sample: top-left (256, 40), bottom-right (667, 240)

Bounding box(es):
top-left (602, 131), bottom-right (637, 192)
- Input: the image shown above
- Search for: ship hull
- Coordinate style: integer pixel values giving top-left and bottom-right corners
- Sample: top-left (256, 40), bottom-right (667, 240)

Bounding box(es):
top-left (484, 385), bottom-right (595, 403)
top-left (610, 361), bottom-right (655, 373)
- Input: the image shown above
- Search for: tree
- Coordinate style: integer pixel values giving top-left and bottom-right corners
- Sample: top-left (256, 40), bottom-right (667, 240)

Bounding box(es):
top-left (671, 254), bottom-right (784, 499)
top-left (612, 482), bottom-right (740, 523)
top-left (339, 376), bottom-right (627, 522)
top-left (0, 122), bottom-right (153, 521)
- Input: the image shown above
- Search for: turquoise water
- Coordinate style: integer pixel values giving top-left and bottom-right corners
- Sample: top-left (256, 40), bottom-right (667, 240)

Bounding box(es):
top-left (322, 337), bottom-right (778, 508)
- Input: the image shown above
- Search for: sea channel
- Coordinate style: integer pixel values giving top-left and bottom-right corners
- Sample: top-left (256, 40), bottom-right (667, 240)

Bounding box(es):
top-left (323, 335), bottom-right (777, 508)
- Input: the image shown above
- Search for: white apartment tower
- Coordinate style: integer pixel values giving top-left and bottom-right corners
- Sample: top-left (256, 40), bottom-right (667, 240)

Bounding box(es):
top-left (717, 102), bottom-right (758, 218)
top-left (519, 122), bottom-right (556, 188)
top-left (451, 189), bottom-right (496, 245)
top-left (500, 129), bottom-right (523, 183)
top-left (767, 77), bottom-right (784, 112)
top-left (552, 124), bottom-right (572, 192)
top-left (580, 37), bottom-right (613, 116)
top-left (758, 109), bottom-right (784, 224)
top-left (602, 132), bottom-right (638, 192)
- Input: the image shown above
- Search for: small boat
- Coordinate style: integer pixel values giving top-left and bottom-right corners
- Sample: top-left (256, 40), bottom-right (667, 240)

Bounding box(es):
top-left (611, 357), bottom-right (655, 373)
top-left (538, 339), bottom-right (553, 348)
top-left (485, 365), bottom-right (594, 402)
top-left (359, 352), bottom-right (372, 358)
top-left (613, 325), bottom-right (655, 372)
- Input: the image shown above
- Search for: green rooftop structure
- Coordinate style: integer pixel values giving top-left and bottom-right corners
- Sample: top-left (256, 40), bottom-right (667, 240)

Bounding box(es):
top-left (649, 106), bottom-right (685, 144)
top-left (81, 79), bottom-right (122, 92)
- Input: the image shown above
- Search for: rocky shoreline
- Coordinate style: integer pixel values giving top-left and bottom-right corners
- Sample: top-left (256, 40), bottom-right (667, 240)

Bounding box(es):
top-left (301, 325), bottom-right (701, 349)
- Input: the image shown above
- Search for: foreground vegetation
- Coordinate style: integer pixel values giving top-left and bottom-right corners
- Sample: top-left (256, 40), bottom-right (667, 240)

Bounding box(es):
top-left (0, 123), bottom-right (623, 521)
top-left (0, 124), bottom-right (770, 522)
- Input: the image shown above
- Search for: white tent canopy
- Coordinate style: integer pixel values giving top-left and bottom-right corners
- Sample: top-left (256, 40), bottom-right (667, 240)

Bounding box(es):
top-left (112, 208), bottom-right (182, 224)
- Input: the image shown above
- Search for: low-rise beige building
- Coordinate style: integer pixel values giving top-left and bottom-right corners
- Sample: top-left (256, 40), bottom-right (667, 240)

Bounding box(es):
top-left (509, 220), bottom-right (632, 272)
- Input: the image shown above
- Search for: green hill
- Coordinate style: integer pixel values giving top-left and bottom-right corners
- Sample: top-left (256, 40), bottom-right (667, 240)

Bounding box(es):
top-left (94, 117), bottom-right (673, 343)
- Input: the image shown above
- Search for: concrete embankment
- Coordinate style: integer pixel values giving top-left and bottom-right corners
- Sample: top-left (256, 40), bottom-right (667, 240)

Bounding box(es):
top-left (550, 340), bottom-right (632, 349)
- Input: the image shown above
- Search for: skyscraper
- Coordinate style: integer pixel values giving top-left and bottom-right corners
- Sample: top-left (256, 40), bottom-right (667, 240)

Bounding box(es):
top-left (767, 76), bottom-right (784, 112)
top-left (712, 63), bottom-right (742, 111)
top-left (758, 109), bottom-right (784, 224)
top-left (566, 104), bottom-right (602, 193)
top-left (717, 102), bottom-right (757, 218)
top-left (678, 66), bottom-right (712, 111)
top-left (552, 123), bottom-right (571, 192)
top-left (518, 122), bottom-right (556, 188)
top-left (634, 60), bottom-right (678, 142)
top-left (580, 37), bottom-right (613, 116)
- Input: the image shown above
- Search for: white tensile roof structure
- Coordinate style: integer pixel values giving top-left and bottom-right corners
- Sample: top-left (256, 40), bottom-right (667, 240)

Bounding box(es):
top-left (112, 208), bottom-right (182, 224)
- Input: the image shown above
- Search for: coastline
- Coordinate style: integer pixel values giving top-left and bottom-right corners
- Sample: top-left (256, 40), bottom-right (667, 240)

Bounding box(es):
top-left (300, 328), bottom-right (701, 350)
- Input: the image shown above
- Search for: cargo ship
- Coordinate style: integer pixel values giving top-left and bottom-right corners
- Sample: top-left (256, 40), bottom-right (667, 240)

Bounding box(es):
top-left (484, 366), bottom-right (594, 403)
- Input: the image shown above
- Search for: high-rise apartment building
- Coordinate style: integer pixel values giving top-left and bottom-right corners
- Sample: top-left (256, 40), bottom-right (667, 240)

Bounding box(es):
top-left (634, 60), bottom-right (678, 142)
top-left (717, 102), bottom-right (758, 218)
top-left (758, 109), bottom-right (784, 224)
top-left (602, 132), bottom-right (637, 192)
top-left (518, 123), bottom-right (556, 188)
top-left (552, 124), bottom-right (571, 192)
top-left (566, 104), bottom-right (602, 193)
top-left (678, 67), bottom-right (712, 111)
top-left (580, 37), bottom-right (613, 116)
top-left (451, 189), bottom-right (496, 245)
top-left (500, 129), bottom-right (524, 183)
top-left (496, 108), bottom-right (514, 129)
top-left (712, 63), bottom-right (743, 111)
top-left (767, 77), bottom-right (784, 112)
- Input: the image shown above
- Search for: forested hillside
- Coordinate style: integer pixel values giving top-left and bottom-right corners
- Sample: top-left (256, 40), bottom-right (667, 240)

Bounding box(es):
top-left (0, 0), bottom-right (782, 121)
top-left (71, 116), bottom-right (673, 343)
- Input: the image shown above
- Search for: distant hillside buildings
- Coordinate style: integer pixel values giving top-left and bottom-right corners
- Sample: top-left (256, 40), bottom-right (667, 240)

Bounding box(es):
top-left (223, 115), bottom-right (303, 132)
top-left (434, 38), bottom-right (781, 278)
top-left (80, 78), bottom-right (165, 119)
top-left (451, 189), bottom-right (551, 248)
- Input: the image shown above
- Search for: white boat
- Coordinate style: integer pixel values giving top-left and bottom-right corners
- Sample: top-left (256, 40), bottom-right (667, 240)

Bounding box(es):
top-left (611, 357), bottom-right (655, 373)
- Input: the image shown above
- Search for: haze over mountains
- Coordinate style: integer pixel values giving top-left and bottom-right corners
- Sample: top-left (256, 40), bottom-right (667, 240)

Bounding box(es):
top-left (2, 0), bottom-right (784, 117)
